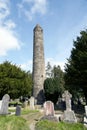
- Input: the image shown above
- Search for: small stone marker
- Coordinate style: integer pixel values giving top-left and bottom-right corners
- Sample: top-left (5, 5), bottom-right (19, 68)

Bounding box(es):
top-left (29, 96), bottom-right (35, 110)
top-left (44, 101), bottom-right (54, 116)
top-left (84, 105), bottom-right (87, 127)
top-left (0, 100), bottom-right (2, 110)
top-left (85, 106), bottom-right (87, 116)
top-left (62, 91), bottom-right (77, 123)
top-left (15, 105), bottom-right (21, 116)
top-left (0, 94), bottom-right (10, 115)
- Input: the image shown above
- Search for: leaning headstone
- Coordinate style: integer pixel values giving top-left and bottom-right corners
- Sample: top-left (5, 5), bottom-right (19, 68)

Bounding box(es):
top-left (62, 91), bottom-right (77, 123)
top-left (29, 96), bottom-right (35, 110)
top-left (15, 105), bottom-right (21, 116)
top-left (41, 101), bottom-right (58, 121)
top-left (0, 94), bottom-right (10, 115)
top-left (84, 105), bottom-right (87, 127)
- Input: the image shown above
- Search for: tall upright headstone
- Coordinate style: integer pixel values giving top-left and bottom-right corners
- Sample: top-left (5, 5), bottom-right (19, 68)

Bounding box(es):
top-left (32, 24), bottom-right (45, 104)
top-left (0, 94), bottom-right (10, 115)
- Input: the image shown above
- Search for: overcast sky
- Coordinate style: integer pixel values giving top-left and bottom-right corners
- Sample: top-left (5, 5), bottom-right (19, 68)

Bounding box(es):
top-left (0, 0), bottom-right (87, 71)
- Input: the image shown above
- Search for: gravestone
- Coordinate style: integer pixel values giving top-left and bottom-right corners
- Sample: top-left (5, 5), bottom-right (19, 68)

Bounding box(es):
top-left (85, 106), bottom-right (87, 116)
top-left (44, 101), bottom-right (54, 116)
top-left (15, 105), bottom-right (21, 116)
top-left (0, 100), bottom-right (2, 110)
top-left (62, 91), bottom-right (77, 123)
top-left (23, 101), bottom-right (28, 108)
top-left (0, 94), bottom-right (10, 115)
top-left (62, 90), bottom-right (72, 111)
top-left (84, 105), bottom-right (87, 127)
top-left (29, 96), bottom-right (35, 110)
top-left (41, 101), bottom-right (58, 121)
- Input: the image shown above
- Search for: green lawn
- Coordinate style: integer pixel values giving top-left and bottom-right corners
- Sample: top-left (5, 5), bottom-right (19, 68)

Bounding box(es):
top-left (36, 120), bottom-right (87, 130)
top-left (0, 109), bottom-right (87, 130)
top-left (0, 115), bottom-right (29, 130)
top-left (0, 108), bottom-right (40, 130)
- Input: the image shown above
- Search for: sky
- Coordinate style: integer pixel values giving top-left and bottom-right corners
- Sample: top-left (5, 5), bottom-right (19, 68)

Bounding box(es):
top-left (0, 0), bottom-right (87, 72)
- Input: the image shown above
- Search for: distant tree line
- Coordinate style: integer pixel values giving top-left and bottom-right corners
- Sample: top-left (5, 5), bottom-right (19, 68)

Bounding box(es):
top-left (44, 62), bottom-right (65, 104)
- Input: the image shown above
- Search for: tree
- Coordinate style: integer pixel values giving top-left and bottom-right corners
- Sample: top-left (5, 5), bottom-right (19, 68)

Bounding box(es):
top-left (0, 61), bottom-right (32, 99)
top-left (65, 30), bottom-right (87, 103)
top-left (44, 64), bottom-right (65, 104)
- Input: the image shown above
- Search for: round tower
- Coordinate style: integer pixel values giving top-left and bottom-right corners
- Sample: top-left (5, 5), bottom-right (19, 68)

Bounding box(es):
top-left (32, 24), bottom-right (45, 104)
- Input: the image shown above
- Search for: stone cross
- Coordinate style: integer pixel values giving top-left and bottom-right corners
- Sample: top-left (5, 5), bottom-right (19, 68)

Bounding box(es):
top-left (44, 101), bottom-right (54, 116)
top-left (62, 90), bottom-right (72, 111)
top-left (0, 94), bottom-right (10, 115)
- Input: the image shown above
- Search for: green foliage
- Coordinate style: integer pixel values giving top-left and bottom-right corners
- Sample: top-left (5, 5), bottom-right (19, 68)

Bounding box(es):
top-left (0, 115), bottom-right (29, 130)
top-left (65, 30), bottom-right (87, 102)
top-left (44, 64), bottom-right (65, 104)
top-left (0, 61), bottom-right (32, 99)
top-left (36, 120), bottom-right (87, 130)
top-left (21, 109), bottom-right (39, 115)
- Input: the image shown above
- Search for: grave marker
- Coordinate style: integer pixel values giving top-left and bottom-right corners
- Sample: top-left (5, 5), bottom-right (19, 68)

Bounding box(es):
top-left (29, 96), bottom-right (35, 110)
top-left (62, 90), bottom-right (72, 111)
top-left (84, 105), bottom-right (87, 127)
top-left (0, 94), bottom-right (10, 115)
top-left (44, 101), bottom-right (54, 116)
top-left (15, 105), bottom-right (21, 116)
top-left (62, 91), bottom-right (77, 123)
top-left (0, 100), bottom-right (2, 110)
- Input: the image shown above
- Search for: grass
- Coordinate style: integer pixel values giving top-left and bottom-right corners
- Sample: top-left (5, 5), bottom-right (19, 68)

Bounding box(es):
top-left (35, 120), bottom-right (87, 130)
top-left (9, 101), bottom-right (22, 107)
top-left (1, 108), bottom-right (87, 130)
top-left (0, 115), bottom-right (29, 130)
top-left (0, 108), bottom-right (40, 130)
top-left (21, 109), bottom-right (39, 115)
top-left (9, 107), bottom-right (39, 114)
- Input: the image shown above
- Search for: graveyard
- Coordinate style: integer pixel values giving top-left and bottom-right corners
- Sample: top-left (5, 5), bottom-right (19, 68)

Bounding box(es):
top-left (0, 25), bottom-right (87, 130)
top-left (0, 92), bottom-right (87, 130)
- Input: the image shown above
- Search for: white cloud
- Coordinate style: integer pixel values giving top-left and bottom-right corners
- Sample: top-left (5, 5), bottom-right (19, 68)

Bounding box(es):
top-left (18, 0), bottom-right (48, 21)
top-left (0, 0), bottom-right (10, 22)
top-left (0, 0), bottom-right (21, 56)
top-left (20, 60), bottom-right (32, 71)
top-left (0, 27), bottom-right (20, 56)
top-left (19, 57), bottom-right (65, 72)
top-left (46, 58), bottom-right (65, 71)
top-left (4, 20), bottom-right (16, 29)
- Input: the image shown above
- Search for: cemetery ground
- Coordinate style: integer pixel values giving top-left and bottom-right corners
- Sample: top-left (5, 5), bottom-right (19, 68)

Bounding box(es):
top-left (0, 106), bottom-right (87, 130)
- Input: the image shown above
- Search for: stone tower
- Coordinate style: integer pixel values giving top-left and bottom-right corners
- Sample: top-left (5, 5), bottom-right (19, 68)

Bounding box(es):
top-left (32, 24), bottom-right (45, 104)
